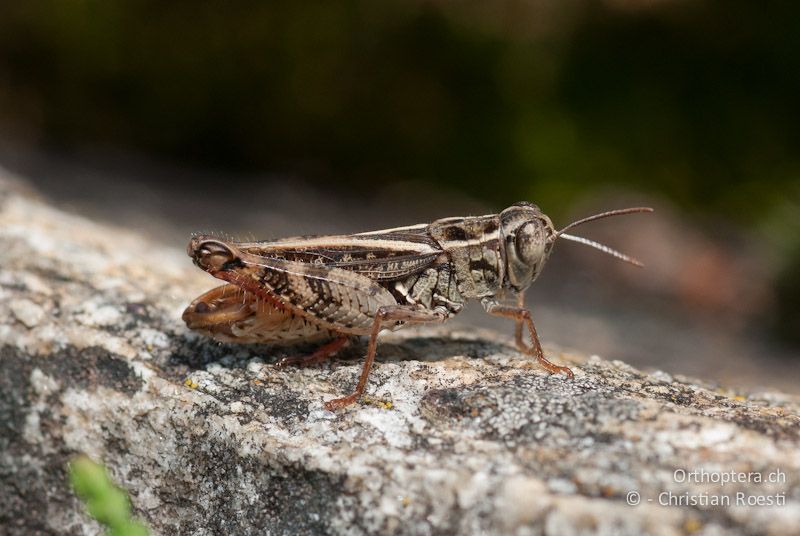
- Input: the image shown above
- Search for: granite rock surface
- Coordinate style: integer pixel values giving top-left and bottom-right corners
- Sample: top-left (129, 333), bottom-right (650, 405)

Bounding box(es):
top-left (1, 175), bottom-right (799, 535)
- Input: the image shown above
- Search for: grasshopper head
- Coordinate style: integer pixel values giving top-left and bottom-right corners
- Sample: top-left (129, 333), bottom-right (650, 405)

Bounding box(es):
top-left (500, 202), bottom-right (653, 291)
top-left (188, 236), bottom-right (242, 274)
top-left (500, 202), bottom-right (556, 291)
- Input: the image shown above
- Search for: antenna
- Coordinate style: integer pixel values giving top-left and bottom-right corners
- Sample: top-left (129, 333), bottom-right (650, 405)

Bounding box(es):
top-left (558, 233), bottom-right (644, 267)
top-left (549, 207), bottom-right (653, 267)
top-left (551, 207), bottom-right (653, 241)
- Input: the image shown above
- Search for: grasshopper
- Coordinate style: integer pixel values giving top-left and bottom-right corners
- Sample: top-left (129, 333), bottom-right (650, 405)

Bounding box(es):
top-left (183, 202), bottom-right (652, 410)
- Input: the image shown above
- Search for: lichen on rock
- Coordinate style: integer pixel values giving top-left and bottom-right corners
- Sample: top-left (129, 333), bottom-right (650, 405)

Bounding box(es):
top-left (0, 175), bottom-right (798, 535)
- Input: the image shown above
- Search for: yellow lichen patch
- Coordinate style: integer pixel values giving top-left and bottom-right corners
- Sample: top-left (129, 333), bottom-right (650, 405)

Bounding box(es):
top-left (362, 395), bottom-right (393, 410)
top-left (184, 378), bottom-right (199, 389)
top-left (733, 395), bottom-right (747, 402)
top-left (683, 518), bottom-right (703, 533)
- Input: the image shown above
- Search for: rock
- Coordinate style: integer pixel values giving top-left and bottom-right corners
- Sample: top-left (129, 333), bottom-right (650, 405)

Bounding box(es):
top-left (0, 174), bottom-right (799, 536)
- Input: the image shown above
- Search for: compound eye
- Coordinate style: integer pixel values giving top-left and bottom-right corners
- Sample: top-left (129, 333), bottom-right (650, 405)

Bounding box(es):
top-left (514, 222), bottom-right (544, 265)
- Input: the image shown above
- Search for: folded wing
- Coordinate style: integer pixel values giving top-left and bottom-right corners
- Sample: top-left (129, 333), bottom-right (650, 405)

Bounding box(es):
top-left (235, 225), bottom-right (443, 282)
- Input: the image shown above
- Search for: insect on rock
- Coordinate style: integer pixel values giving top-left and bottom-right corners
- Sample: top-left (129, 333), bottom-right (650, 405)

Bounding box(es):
top-left (183, 202), bottom-right (652, 410)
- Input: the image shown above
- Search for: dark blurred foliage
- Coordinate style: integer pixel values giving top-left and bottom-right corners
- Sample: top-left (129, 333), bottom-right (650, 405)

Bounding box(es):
top-left (0, 0), bottom-right (799, 340)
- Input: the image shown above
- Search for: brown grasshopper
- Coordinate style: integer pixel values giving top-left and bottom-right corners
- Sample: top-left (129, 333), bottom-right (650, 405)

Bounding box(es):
top-left (183, 202), bottom-right (652, 410)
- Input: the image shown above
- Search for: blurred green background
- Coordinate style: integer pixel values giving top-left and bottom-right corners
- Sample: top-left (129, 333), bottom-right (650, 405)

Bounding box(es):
top-left (0, 1), bottom-right (798, 352)
top-left (2, 1), bottom-right (799, 211)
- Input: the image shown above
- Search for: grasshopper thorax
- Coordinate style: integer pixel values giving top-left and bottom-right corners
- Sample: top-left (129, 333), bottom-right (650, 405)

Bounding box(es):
top-left (500, 202), bottom-right (556, 292)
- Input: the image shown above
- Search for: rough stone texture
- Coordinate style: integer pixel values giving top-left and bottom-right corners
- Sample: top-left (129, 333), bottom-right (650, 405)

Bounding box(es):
top-left (1, 175), bottom-right (799, 536)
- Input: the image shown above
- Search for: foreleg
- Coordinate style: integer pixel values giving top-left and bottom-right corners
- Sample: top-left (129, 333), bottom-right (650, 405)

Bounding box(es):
top-left (482, 298), bottom-right (574, 378)
top-left (514, 291), bottom-right (526, 350)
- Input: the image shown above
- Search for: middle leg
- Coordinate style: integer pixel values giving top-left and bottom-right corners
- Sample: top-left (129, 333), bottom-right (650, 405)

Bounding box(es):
top-left (324, 305), bottom-right (449, 410)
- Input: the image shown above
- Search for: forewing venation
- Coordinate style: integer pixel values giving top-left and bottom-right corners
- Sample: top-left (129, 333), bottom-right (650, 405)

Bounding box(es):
top-left (224, 253), bottom-right (399, 333)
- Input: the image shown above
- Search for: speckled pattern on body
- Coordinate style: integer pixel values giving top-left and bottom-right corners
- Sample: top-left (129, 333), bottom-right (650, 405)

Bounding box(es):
top-left (1, 175), bottom-right (799, 535)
